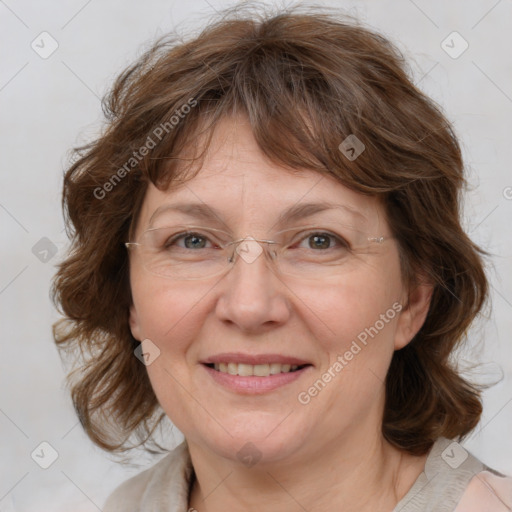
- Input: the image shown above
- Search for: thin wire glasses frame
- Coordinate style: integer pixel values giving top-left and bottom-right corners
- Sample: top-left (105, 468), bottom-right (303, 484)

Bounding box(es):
top-left (125, 224), bottom-right (388, 281)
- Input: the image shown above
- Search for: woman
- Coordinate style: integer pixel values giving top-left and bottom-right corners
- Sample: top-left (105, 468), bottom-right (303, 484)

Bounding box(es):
top-left (52, 5), bottom-right (512, 511)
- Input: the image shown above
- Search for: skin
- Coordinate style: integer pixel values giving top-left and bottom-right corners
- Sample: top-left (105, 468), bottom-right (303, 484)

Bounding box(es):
top-left (128, 115), bottom-right (433, 512)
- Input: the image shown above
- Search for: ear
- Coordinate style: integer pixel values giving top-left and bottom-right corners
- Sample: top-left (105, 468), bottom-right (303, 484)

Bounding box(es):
top-left (394, 279), bottom-right (434, 350)
top-left (129, 304), bottom-right (142, 341)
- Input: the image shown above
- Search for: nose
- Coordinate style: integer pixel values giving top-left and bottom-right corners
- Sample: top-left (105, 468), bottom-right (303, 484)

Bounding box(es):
top-left (214, 239), bottom-right (291, 333)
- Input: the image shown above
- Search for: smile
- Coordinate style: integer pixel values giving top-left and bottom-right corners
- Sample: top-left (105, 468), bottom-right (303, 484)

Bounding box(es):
top-left (202, 362), bottom-right (312, 394)
top-left (206, 362), bottom-right (307, 377)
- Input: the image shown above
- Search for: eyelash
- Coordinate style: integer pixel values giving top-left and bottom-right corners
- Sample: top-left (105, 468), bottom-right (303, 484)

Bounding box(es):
top-left (165, 230), bottom-right (350, 251)
top-left (295, 232), bottom-right (350, 250)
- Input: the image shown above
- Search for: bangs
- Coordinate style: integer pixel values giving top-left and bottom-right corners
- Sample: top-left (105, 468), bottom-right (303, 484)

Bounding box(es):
top-left (123, 20), bottom-right (431, 198)
top-left (141, 72), bottom-right (336, 192)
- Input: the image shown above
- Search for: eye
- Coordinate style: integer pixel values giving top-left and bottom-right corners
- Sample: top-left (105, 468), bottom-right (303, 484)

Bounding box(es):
top-left (165, 232), bottom-right (214, 250)
top-left (296, 231), bottom-right (350, 250)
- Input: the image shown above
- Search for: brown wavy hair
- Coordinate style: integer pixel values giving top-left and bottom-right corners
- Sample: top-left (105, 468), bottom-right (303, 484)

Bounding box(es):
top-left (52, 4), bottom-right (489, 455)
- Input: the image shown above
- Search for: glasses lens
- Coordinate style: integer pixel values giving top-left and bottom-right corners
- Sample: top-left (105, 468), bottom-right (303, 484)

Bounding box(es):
top-left (272, 225), bottom-right (383, 280)
top-left (133, 224), bottom-right (385, 280)
top-left (139, 226), bottom-right (230, 279)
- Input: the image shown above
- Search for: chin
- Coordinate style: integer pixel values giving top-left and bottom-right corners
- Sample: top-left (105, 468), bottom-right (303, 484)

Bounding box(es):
top-left (190, 413), bottom-right (312, 466)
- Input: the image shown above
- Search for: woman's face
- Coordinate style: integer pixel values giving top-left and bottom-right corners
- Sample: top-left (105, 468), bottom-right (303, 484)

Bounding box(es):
top-left (128, 116), bottom-right (429, 465)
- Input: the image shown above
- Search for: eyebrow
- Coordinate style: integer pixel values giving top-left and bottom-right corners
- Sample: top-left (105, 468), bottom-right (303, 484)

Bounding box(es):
top-left (147, 201), bottom-right (368, 229)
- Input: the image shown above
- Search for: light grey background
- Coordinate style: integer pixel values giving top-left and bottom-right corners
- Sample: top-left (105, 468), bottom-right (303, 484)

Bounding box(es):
top-left (1, 0), bottom-right (511, 510)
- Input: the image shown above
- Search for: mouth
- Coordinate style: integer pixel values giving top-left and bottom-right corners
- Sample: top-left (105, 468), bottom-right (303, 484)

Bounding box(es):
top-left (200, 353), bottom-right (313, 394)
top-left (204, 362), bottom-right (310, 377)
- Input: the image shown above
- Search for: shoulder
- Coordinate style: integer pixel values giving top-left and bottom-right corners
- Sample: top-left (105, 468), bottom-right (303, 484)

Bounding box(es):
top-left (455, 469), bottom-right (512, 511)
top-left (394, 437), bottom-right (512, 512)
top-left (103, 441), bottom-right (192, 512)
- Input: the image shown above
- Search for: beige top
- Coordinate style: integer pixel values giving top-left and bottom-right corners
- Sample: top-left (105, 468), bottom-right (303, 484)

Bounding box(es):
top-left (104, 437), bottom-right (512, 511)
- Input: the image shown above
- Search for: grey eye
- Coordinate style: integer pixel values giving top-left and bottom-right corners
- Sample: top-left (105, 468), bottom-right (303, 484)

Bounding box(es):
top-left (164, 232), bottom-right (213, 250)
top-left (183, 234), bottom-right (208, 249)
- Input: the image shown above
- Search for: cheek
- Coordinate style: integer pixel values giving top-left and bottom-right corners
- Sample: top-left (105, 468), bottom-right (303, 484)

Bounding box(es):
top-left (299, 253), bottom-right (403, 353)
top-left (130, 273), bottom-right (208, 353)
top-left (130, 278), bottom-right (211, 426)
top-left (299, 259), bottom-right (403, 421)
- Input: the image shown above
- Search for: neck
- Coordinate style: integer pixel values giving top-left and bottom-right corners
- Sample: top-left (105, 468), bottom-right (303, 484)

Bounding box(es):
top-left (187, 427), bottom-right (428, 512)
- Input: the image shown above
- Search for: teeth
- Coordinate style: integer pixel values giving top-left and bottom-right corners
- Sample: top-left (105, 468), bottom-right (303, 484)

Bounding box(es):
top-left (238, 364), bottom-right (254, 377)
top-left (211, 362), bottom-right (303, 376)
top-left (269, 363), bottom-right (282, 375)
top-left (254, 363), bottom-right (269, 376)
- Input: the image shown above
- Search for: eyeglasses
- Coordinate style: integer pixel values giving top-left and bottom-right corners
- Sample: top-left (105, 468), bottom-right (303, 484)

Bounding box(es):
top-left (125, 224), bottom-right (389, 281)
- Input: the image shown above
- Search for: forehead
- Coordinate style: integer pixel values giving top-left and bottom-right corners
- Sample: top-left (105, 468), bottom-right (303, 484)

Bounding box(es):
top-left (136, 116), bottom-right (385, 232)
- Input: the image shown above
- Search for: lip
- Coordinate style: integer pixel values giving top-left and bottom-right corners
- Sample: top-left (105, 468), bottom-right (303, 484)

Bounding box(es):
top-left (202, 364), bottom-right (312, 394)
top-left (200, 353), bottom-right (313, 394)
top-left (201, 352), bottom-right (312, 366)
